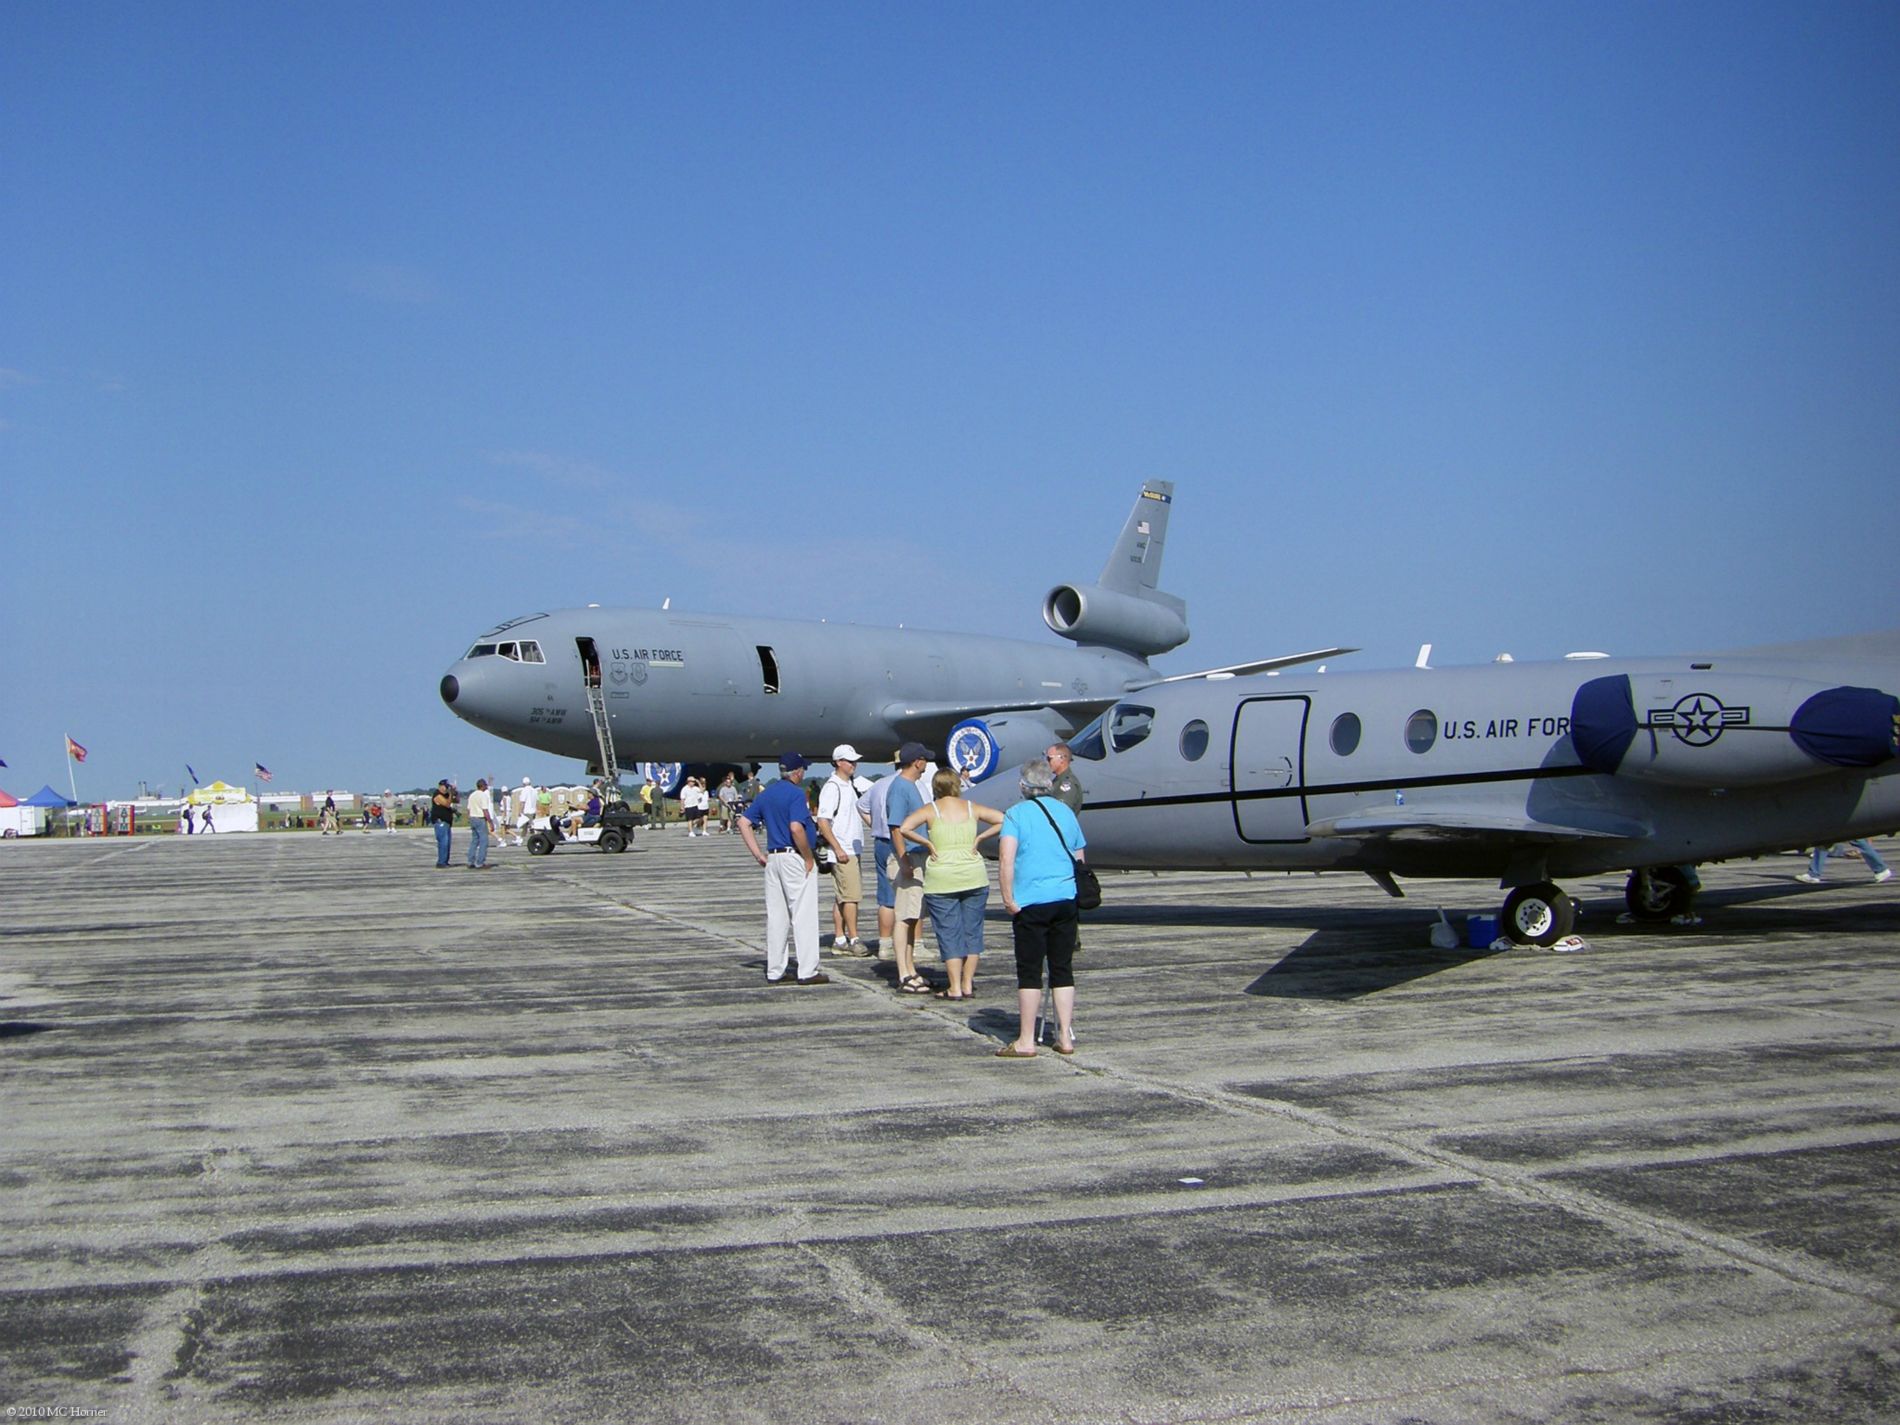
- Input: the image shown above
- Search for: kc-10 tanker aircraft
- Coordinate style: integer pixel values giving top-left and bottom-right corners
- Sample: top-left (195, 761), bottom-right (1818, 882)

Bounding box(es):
top-left (442, 483), bottom-right (1900, 945)
top-left (441, 481), bottom-right (1345, 781)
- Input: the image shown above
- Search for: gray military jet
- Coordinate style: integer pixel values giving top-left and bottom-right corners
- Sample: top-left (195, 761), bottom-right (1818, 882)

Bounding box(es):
top-left (976, 630), bottom-right (1900, 944)
top-left (440, 481), bottom-right (1343, 786)
top-left (442, 482), bottom-right (1900, 945)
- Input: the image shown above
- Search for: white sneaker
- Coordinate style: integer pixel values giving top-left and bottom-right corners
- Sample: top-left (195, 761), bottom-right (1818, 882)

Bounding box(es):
top-left (1795, 873), bottom-right (1821, 884)
top-left (1876, 868), bottom-right (1893, 883)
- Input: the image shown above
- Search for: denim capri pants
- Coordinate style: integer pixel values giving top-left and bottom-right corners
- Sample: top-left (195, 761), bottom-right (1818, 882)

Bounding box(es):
top-left (924, 886), bottom-right (988, 961)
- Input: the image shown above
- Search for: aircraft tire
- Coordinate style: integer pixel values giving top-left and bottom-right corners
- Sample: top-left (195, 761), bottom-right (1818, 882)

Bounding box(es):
top-left (598, 830), bottom-right (624, 854)
top-left (1501, 882), bottom-right (1574, 947)
top-left (527, 831), bottom-right (555, 857)
top-left (1625, 866), bottom-right (1693, 921)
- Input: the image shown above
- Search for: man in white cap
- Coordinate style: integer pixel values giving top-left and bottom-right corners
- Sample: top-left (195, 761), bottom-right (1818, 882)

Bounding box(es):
top-left (818, 745), bottom-right (874, 956)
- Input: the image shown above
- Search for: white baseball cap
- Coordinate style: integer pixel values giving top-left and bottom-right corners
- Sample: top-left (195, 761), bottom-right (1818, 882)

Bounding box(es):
top-left (831, 744), bottom-right (866, 762)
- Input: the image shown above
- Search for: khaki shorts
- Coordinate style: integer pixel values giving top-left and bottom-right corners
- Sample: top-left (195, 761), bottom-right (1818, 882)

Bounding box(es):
top-left (892, 856), bottom-right (926, 921)
top-left (829, 852), bottom-right (863, 904)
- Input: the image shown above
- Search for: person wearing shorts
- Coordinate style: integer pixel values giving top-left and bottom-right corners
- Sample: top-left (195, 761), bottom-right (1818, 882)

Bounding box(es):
top-left (818, 745), bottom-right (873, 955)
top-left (860, 762), bottom-right (901, 959)
top-left (883, 741), bottom-right (935, 994)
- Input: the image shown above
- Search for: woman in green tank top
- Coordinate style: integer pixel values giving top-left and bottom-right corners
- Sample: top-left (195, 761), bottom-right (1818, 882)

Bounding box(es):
top-left (893, 769), bottom-right (1006, 999)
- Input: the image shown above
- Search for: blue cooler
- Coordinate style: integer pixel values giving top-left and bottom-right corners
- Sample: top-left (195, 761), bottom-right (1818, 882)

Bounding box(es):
top-left (1466, 914), bottom-right (1498, 947)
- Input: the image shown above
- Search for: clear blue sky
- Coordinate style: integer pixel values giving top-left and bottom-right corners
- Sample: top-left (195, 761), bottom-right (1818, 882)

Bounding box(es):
top-left (4, 1), bottom-right (1896, 798)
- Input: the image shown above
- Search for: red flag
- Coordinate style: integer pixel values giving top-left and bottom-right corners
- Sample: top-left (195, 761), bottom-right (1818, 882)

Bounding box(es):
top-left (66, 736), bottom-right (88, 763)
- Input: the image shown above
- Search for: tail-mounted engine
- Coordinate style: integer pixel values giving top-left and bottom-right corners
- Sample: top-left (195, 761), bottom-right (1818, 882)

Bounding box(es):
top-left (1571, 673), bottom-right (1900, 789)
top-left (1043, 582), bottom-right (1189, 658)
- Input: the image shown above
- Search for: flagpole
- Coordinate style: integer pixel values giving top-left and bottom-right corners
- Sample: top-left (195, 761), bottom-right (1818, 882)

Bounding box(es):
top-left (64, 734), bottom-right (78, 811)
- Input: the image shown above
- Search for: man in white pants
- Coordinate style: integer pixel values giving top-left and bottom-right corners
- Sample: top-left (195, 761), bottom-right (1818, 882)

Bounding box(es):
top-left (513, 777), bottom-right (536, 847)
top-left (736, 752), bottom-right (829, 986)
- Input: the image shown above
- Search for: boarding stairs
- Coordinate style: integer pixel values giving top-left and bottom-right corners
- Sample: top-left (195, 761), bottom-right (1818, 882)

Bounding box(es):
top-left (583, 678), bottom-right (621, 788)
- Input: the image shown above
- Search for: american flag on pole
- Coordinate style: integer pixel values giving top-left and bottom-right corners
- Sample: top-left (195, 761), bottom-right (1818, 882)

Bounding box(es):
top-left (66, 736), bottom-right (88, 763)
top-left (254, 762), bottom-right (274, 783)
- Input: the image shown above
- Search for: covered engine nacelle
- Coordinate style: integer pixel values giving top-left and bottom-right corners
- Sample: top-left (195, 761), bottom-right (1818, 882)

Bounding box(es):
top-left (947, 711), bottom-right (1067, 784)
top-left (1042, 582), bottom-right (1189, 657)
top-left (1571, 674), bottom-right (1900, 789)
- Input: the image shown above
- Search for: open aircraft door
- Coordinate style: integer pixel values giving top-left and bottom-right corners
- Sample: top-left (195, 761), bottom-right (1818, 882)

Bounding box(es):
top-left (1232, 696), bottom-right (1310, 843)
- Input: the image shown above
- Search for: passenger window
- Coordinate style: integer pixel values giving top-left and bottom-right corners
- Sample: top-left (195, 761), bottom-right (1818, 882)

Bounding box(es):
top-left (1330, 713), bottom-right (1361, 756)
top-left (467, 644), bottom-right (498, 658)
top-left (1108, 704), bottom-right (1155, 753)
top-left (1179, 719), bottom-right (1209, 761)
top-left (1070, 714), bottom-right (1107, 761)
top-left (1405, 710), bottom-right (1438, 754)
top-left (519, 641), bottom-right (544, 663)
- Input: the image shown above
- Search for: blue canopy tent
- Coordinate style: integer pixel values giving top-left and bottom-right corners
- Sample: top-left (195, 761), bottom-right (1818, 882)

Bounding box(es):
top-left (21, 786), bottom-right (77, 808)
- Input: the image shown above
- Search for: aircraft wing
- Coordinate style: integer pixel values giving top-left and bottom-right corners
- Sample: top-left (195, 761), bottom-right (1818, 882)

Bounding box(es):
top-left (883, 645), bottom-right (1360, 744)
top-left (1304, 806), bottom-right (1651, 844)
top-left (882, 694), bottom-right (1120, 746)
top-left (1126, 647), bottom-right (1357, 688)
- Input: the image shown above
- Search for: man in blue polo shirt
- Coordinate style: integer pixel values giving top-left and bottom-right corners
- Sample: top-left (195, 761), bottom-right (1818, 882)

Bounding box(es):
top-left (737, 752), bottom-right (830, 986)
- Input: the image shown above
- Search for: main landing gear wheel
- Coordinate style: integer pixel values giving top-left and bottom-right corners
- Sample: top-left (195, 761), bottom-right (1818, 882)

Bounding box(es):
top-left (1625, 866), bottom-right (1694, 921)
top-left (1501, 881), bottom-right (1575, 947)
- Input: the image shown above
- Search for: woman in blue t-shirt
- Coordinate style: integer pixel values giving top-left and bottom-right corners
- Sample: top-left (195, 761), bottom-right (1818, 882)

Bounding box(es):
top-left (995, 757), bottom-right (1087, 1058)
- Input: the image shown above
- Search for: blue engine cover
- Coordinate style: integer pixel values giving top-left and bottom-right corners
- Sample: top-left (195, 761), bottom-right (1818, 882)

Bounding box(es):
top-left (1570, 675), bottom-right (1638, 775)
top-left (947, 719), bottom-right (1003, 782)
top-left (639, 761), bottom-right (686, 796)
top-left (1790, 686), bottom-right (1900, 767)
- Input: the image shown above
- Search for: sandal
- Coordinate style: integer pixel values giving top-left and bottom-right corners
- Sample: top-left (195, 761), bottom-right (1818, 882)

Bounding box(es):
top-left (899, 975), bottom-right (933, 994)
top-left (933, 989), bottom-right (965, 1000)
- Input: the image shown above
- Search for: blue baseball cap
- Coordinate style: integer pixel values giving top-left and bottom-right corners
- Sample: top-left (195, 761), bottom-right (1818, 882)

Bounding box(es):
top-left (779, 752), bottom-right (810, 771)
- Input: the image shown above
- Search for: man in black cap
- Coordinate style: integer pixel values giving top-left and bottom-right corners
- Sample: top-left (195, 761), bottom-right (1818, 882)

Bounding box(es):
top-left (736, 753), bottom-right (830, 986)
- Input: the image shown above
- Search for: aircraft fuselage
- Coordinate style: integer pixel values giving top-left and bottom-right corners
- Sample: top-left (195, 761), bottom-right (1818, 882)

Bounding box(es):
top-left (998, 647), bottom-right (1900, 884)
top-left (440, 607), bottom-right (1151, 764)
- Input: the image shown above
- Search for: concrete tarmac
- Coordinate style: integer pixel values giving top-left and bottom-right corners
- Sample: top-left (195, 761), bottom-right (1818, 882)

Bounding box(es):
top-left (2, 828), bottom-right (1897, 1423)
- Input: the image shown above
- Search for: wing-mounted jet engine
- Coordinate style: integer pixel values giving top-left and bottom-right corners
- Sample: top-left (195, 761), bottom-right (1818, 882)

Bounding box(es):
top-left (1042, 483), bottom-right (1189, 658)
top-left (947, 711), bottom-right (1068, 783)
top-left (1572, 673), bottom-right (1900, 788)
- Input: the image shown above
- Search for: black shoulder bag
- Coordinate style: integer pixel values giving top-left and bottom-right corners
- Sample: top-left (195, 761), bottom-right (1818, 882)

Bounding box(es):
top-left (1030, 798), bottom-right (1101, 912)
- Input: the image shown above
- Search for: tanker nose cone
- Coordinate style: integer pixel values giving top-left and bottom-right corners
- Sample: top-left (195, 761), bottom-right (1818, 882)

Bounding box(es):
top-left (440, 674), bottom-right (460, 706)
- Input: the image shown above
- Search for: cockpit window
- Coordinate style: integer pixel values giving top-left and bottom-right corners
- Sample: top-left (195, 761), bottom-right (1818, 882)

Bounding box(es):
top-left (1069, 713), bottom-right (1107, 761)
top-left (463, 639), bottom-right (543, 663)
top-left (1108, 704), bottom-right (1156, 753)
